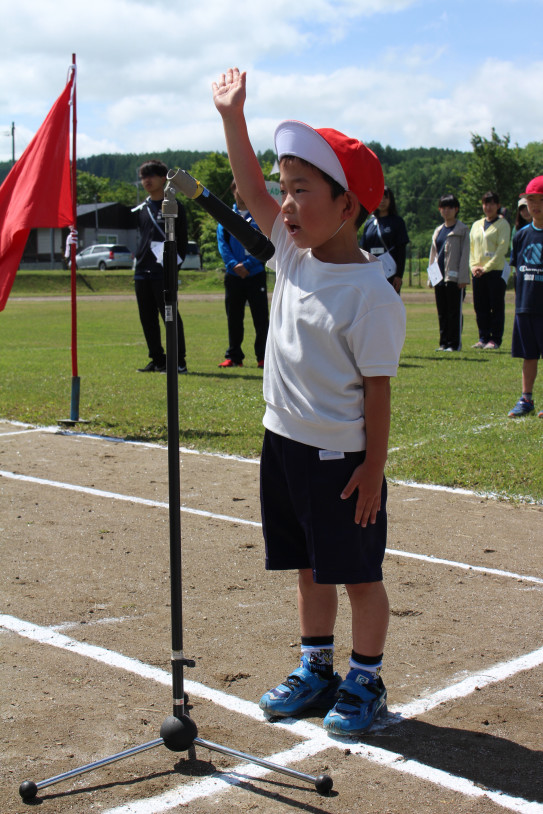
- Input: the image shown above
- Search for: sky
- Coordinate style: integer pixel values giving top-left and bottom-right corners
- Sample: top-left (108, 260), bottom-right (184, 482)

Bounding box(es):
top-left (1, 0), bottom-right (542, 165)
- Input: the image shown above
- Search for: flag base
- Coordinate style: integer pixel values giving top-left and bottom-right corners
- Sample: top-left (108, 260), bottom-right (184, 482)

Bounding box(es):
top-left (57, 419), bottom-right (90, 426)
top-left (57, 376), bottom-right (89, 425)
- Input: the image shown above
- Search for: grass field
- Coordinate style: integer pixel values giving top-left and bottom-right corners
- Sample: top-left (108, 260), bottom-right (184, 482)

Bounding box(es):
top-left (10, 268), bottom-right (228, 297)
top-left (1, 287), bottom-right (541, 503)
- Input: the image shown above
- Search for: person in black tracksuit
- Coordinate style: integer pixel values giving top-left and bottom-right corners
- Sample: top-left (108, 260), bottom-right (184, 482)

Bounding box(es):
top-left (216, 182), bottom-right (269, 368)
top-left (133, 159), bottom-right (189, 373)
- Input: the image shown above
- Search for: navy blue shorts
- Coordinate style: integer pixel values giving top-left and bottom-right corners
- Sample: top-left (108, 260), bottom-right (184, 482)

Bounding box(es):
top-left (511, 314), bottom-right (543, 359)
top-left (260, 430), bottom-right (387, 585)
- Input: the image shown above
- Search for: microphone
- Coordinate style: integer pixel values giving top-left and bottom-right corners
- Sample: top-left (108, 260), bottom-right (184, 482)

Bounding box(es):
top-left (166, 169), bottom-right (275, 263)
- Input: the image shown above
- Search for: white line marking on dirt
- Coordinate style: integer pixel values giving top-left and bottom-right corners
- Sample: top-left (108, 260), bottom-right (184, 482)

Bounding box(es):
top-left (387, 548), bottom-right (543, 586)
top-left (102, 737), bottom-right (329, 814)
top-left (340, 741), bottom-right (543, 814)
top-left (2, 420), bottom-right (540, 499)
top-left (2, 614), bottom-right (543, 814)
top-left (389, 646), bottom-right (543, 719)
top-left (0, 470), bottom-right (261, 528)
top-left (2, 468), bottom-right (541, 584)
top-left (50, 615), bottom-right (136, 632)
top-left (104, 731), bottom-right (543, 814)
top-left (0, 427), bottom-right (48, 438)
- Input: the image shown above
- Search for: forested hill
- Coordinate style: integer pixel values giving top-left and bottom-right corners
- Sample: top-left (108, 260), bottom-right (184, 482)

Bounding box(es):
top-left (1, 132), bottom-right (540, 255)
top-left (76, 149), bottom-right (211, 182)
top-left (74, 144), bottom-right (466, 183)
top-left (0, 148), bottom-right (210, 189)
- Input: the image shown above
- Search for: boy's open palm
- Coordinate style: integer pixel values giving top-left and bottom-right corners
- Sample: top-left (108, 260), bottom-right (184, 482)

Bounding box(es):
top-left (341, 463), bottom-right (383, 528)
top-left (212, 67), bottom-right (246, 115)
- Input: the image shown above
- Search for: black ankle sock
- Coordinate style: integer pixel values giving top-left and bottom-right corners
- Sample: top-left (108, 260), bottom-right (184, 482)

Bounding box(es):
top-left (351, 651), bottom-right (383, 665)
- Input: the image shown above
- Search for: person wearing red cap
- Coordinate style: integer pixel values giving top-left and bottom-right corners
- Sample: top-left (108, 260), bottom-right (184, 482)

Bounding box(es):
top-left (213, 68), bottom-right (406, 737)
top-left (507, 176), bottom-right (543, 418)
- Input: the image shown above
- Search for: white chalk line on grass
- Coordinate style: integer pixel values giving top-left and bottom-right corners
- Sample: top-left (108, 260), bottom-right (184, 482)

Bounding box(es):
top-left (2, 614), bottom-right (542, 814)
top-left (388, 421), bottom-right (495, 455)
top-left (1, 467), bottom-right (542, 586)
top-left (0, 421), bottom-right (260, 463)
top-left (390, 477), bottom-right (543, 505)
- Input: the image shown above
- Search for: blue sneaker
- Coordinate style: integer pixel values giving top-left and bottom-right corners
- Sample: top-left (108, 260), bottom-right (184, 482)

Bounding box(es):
top-left (323, 669), bottom-right (387, 736)
top-left (259, 660), bottom-right (342, 719)
top-left (508, 397), bottom-right (535, 417)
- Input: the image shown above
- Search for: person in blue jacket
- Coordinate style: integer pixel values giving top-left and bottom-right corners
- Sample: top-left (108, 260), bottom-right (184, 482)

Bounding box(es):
top-left (216, 181), bottom-right (269, 367)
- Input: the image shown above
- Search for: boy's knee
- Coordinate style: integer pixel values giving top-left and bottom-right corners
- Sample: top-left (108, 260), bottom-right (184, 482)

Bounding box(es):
top-left (345, 580), bottom-right (385, 597)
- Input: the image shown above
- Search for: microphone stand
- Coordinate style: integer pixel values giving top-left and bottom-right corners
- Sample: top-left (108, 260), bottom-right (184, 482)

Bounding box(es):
top-left (18, 183), bottom-right (333, 803)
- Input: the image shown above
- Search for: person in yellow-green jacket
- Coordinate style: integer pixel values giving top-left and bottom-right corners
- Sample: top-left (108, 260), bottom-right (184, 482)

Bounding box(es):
top-left (469, 190), bottom-right (511, 349)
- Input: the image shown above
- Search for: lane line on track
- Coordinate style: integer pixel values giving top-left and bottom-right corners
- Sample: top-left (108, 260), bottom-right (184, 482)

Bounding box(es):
top-left (2, 424), bottom-right (542, 809)
top-left (1, 468), bottom-right (542, 585)
top-left (2, 421), bottom-right (542, 502)
top-left (0, 469), bottom-right (261, 527)
top-left (2, 614), bottom-right (542, 814)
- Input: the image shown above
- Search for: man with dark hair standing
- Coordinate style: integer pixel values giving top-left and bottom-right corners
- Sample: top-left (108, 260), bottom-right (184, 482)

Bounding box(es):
top-left (133, 159), bottom-right (189, 373)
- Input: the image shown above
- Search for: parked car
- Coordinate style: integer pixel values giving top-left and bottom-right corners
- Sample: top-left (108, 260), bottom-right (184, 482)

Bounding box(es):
top-left (180, 241), bottom-right (202, 270)
top-left (75, 244), bottom-right (134, 270)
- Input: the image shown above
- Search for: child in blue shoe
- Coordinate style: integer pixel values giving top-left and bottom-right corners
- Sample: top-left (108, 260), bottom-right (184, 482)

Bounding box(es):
top-left (508, 176), bottom-right (543, 418)
top-left (213, 68), bottom-right (406, 736)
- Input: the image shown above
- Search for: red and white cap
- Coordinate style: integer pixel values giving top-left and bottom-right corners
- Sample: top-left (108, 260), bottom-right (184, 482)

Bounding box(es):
top-left (521, 176), bottom-right (543, 196)
top-left (274, 120), bottom-right (384, 213)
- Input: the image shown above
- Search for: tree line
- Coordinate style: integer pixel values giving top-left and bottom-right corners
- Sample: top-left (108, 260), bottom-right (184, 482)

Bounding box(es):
top-left (1, 132), bottom-right (541, 265)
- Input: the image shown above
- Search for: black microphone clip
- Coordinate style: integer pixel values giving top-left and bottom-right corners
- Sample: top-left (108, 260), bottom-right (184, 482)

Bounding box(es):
top-left (166, 169), bottom-right (275, 263)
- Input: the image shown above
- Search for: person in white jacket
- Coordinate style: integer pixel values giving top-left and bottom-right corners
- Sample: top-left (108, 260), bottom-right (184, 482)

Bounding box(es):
top-left (429, 194), bottom-right (470, 351)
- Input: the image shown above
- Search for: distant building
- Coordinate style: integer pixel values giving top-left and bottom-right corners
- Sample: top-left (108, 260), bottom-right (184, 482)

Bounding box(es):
top-left (20, 202), bottom-right (138, 268)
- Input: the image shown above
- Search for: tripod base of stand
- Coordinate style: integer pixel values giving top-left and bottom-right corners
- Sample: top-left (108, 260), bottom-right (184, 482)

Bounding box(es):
top-left (19, 727), bottom-right (333, 800)
top-left (19, 220), bottom-right (334, 805)
top-left (160, 714), bottom-right (198, 751)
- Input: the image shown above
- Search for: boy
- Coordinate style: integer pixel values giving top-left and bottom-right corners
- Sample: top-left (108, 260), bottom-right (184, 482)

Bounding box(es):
top-left (507, 176), bottom-right (543, 418)
top-left (133, 159), bottom-right (189, 374)
top-left (212, 68), bottom-right (405, 736)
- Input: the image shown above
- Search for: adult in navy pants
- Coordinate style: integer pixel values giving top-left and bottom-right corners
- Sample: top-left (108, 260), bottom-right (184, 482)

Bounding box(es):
top-left (216, 182), bottom-right (269, 367)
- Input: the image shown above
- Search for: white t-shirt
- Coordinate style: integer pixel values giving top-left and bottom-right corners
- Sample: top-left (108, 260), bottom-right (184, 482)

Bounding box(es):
top-left (263, 213), bottom-right (406, 452)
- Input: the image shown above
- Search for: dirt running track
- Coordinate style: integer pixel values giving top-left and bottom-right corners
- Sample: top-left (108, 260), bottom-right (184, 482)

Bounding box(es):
top-left (1, 421), bottom-right (542, 814)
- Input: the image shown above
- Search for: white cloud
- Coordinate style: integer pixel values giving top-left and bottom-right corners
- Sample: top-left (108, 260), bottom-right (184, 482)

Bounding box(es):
top-left (0, 1), bottom-right (541, 164)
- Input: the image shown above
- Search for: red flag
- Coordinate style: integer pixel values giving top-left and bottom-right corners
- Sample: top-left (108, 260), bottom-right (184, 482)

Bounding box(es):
top-left (0, 72), bottom-right (74, 310)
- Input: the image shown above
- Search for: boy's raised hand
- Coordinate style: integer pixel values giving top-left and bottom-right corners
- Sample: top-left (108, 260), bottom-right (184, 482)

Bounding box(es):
top-left (212, 67), bottom-right (246, 116)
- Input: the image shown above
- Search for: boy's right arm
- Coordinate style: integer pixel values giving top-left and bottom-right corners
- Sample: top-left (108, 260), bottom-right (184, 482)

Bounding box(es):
top-left (212, 68), bottom-right (280, 239)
